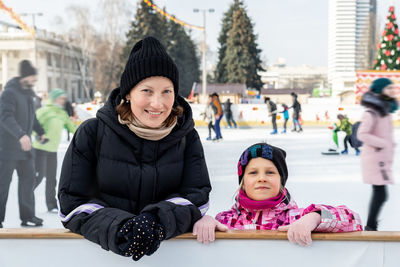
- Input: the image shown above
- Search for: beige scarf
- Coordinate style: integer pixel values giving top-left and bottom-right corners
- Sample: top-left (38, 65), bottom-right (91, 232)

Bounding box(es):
top-left (118, 113), bottom-right (177, 141)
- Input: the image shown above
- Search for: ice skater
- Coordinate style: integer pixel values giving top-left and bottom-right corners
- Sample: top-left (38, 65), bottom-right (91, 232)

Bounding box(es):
top-left (335, 114), bottom-right (360, 155)
top-left (264, 97), bottom-right (278, 134)
top-left (290, 92), bottom-right (303, 132)
top-left (358, 78), bottom-right (398, 231)
top-left (193, 143), bottom-right (362, 244)
top-left (201, 95), bottom-right (216, 141)
top-left (224, 98), bottom-right (237, 129)
top-left (0, 60), bottom-right (47, 228)
top-left (280, 103), bottom-right (289, 133)
top-left (211, 93), bottom-right (224, 141)
top-left (33, 89), bottom-right (77, 212)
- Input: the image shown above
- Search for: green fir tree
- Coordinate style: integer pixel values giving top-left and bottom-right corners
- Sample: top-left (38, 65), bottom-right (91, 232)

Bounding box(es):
top-left (222, 4), bottom-right (264, 90)
top-left (214, 0), bottom-right (242, 83)
top-left (166, 19), bottom-right (200, 96)
top-left (373, 6), bottom-right (400, 70)
top-left (120, 1), bottom-right (168, 71)
top-left (120, 1), bottom-right (200, 97)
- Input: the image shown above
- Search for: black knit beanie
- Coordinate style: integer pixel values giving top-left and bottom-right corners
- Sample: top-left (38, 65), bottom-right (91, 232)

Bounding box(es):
top-left (19, 60), bottom-right (37, 78)
top-left (237, 143), bottom-right (288, 187)
top-left (120, 36), bottom-right (179, 99)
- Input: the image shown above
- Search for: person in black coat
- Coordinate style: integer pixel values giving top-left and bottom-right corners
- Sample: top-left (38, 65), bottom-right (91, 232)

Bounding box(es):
top-left (265, 97), bottom-right (278, 134)
top-left (224, 98), bottom-right (237, 129)
top-left (0, 60), bottom-right (47, 228)
top-left (58, 36), bottom-right (213, 261)
top-left (290, 92), bottom-right (303, 132)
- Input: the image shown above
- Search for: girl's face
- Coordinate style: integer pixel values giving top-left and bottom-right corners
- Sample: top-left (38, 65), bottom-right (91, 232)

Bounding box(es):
top-left (126, 76), bottom-right (175, 128)
top-left (382, 84), bottom-right (397, 99)
top-left (242, 157), bottom-right (281, 201)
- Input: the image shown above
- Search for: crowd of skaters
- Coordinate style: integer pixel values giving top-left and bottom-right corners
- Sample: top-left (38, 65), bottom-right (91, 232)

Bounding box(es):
top-left (201, 93), bottom-right (238, 142)
top-left (202, 91), bottom-right (304, 140)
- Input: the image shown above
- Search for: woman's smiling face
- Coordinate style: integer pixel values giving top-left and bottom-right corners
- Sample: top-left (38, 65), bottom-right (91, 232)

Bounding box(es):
top-left (126, 76), bottom-right (175, 128)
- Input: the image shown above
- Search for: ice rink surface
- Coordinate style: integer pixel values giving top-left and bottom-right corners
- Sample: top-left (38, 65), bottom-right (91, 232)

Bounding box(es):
top-left (2, 127), bottom-right (400, 231)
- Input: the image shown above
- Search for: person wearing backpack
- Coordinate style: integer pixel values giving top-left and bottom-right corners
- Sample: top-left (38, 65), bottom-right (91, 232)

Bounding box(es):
top-left (57, 37), bottom-right (213, 261)
top-left (335, 114), bottom-right (360, 155)
top-left (357, 78), bottom-right (398, 231)
top-left (265, 97), bottom-right (278, 134)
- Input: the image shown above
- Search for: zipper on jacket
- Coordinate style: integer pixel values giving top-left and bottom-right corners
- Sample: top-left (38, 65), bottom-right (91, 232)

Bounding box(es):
top-left (252, 211), bottom-right (261, 226)
top-left (136, 142), bottom-right (143, 212)
top-left (152, 143), bottom-right (159, 202)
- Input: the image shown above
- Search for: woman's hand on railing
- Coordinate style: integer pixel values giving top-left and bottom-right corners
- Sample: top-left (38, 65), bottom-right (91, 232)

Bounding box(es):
top-left (277, 212), bottom-right (321, 247)
top-left (193, 215), bottom-right (228, 244)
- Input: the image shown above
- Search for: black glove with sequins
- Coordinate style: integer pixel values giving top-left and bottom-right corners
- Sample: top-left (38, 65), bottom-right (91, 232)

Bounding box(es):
top-left (117, 212), bottom-right (165, 261)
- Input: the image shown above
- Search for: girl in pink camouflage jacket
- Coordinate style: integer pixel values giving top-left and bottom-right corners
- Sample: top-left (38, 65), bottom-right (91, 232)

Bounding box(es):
top-left (193, 143), bottom-right (362, 246)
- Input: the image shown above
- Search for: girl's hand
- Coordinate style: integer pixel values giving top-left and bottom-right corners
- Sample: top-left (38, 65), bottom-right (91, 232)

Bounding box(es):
top-left (277, 212), bottom-right (321, 247)
top-left (193, 215), bottom-right (228, 244)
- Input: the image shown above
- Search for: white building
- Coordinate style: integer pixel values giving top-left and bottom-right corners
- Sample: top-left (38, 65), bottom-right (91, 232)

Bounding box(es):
top-left (260, 58), bottom-right (328, 90)
top-left (0, 23), bottom-right (93, 103)
top-left (328, 0), bottom-right (376, 95)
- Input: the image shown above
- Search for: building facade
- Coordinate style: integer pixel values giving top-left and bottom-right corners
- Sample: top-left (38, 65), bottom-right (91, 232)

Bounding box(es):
top-left (260, 58), bottom-right (328, 91)
top-left (0, 24), bottom-right (93, 103)
top-left (328, 0), bottom-right (376, 95)
top-left (193, 83), bottom-right (246, 104)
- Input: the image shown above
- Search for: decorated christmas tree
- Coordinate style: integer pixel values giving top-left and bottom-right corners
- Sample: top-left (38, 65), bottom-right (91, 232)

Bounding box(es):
top-left (373, 6), bottom-right (400, 70)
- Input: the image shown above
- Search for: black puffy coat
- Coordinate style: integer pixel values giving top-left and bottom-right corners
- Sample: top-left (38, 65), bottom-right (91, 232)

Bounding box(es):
top-left (292, 99), bottom-right (301, 120)
top-left (58, 88), bottom-right (211, 255)
top-left (0, 77), bottom-right (44, 160)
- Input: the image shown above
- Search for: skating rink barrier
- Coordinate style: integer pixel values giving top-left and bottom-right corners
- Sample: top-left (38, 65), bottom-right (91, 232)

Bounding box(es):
top-left (0, 229), bottom-right (399, 267)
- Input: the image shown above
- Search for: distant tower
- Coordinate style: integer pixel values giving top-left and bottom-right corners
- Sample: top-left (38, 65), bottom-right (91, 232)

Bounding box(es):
top-left (328, 0), bottom-right (376, 95)
top-left (368, 0), bottom-right (377, 68)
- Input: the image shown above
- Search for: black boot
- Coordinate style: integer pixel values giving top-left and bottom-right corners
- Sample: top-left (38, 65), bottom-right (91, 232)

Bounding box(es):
top-left (21, 216), bottom-right (43, 227)
top-left (0, 222), bottom-right (3, 228)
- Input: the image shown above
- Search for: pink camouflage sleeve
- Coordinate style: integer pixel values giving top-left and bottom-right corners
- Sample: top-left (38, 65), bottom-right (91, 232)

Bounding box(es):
top-left (216, 209), bottom-right (242, 229)
top-left (287, 204), bottom-right (363, 232)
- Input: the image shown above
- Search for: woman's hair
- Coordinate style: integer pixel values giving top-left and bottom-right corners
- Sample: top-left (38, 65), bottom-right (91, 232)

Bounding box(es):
top-left (116, 100), bottom-right (183, 127)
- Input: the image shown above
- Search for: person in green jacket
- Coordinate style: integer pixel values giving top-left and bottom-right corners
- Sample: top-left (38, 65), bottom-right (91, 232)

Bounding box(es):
top-left (33, 89), bottom-right (77, 212)
top-left (335, 114), bottom-right (360, 155)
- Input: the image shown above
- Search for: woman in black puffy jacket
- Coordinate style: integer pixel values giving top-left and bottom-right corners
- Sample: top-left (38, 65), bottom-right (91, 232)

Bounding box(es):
top-left (58, 36), bottom-right (211, 261)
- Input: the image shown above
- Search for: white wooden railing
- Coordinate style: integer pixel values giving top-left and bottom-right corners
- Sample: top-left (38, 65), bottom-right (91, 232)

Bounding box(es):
top-left (1, 229), bottom-right (399, 267)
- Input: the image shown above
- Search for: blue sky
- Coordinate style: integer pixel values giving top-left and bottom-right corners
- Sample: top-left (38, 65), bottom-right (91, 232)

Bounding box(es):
top-left (2, 0), bottom-right (399, 66)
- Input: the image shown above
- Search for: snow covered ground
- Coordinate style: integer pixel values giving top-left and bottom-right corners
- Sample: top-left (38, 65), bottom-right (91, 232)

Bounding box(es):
top-left (2, 127), bottom-right (400, 231)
